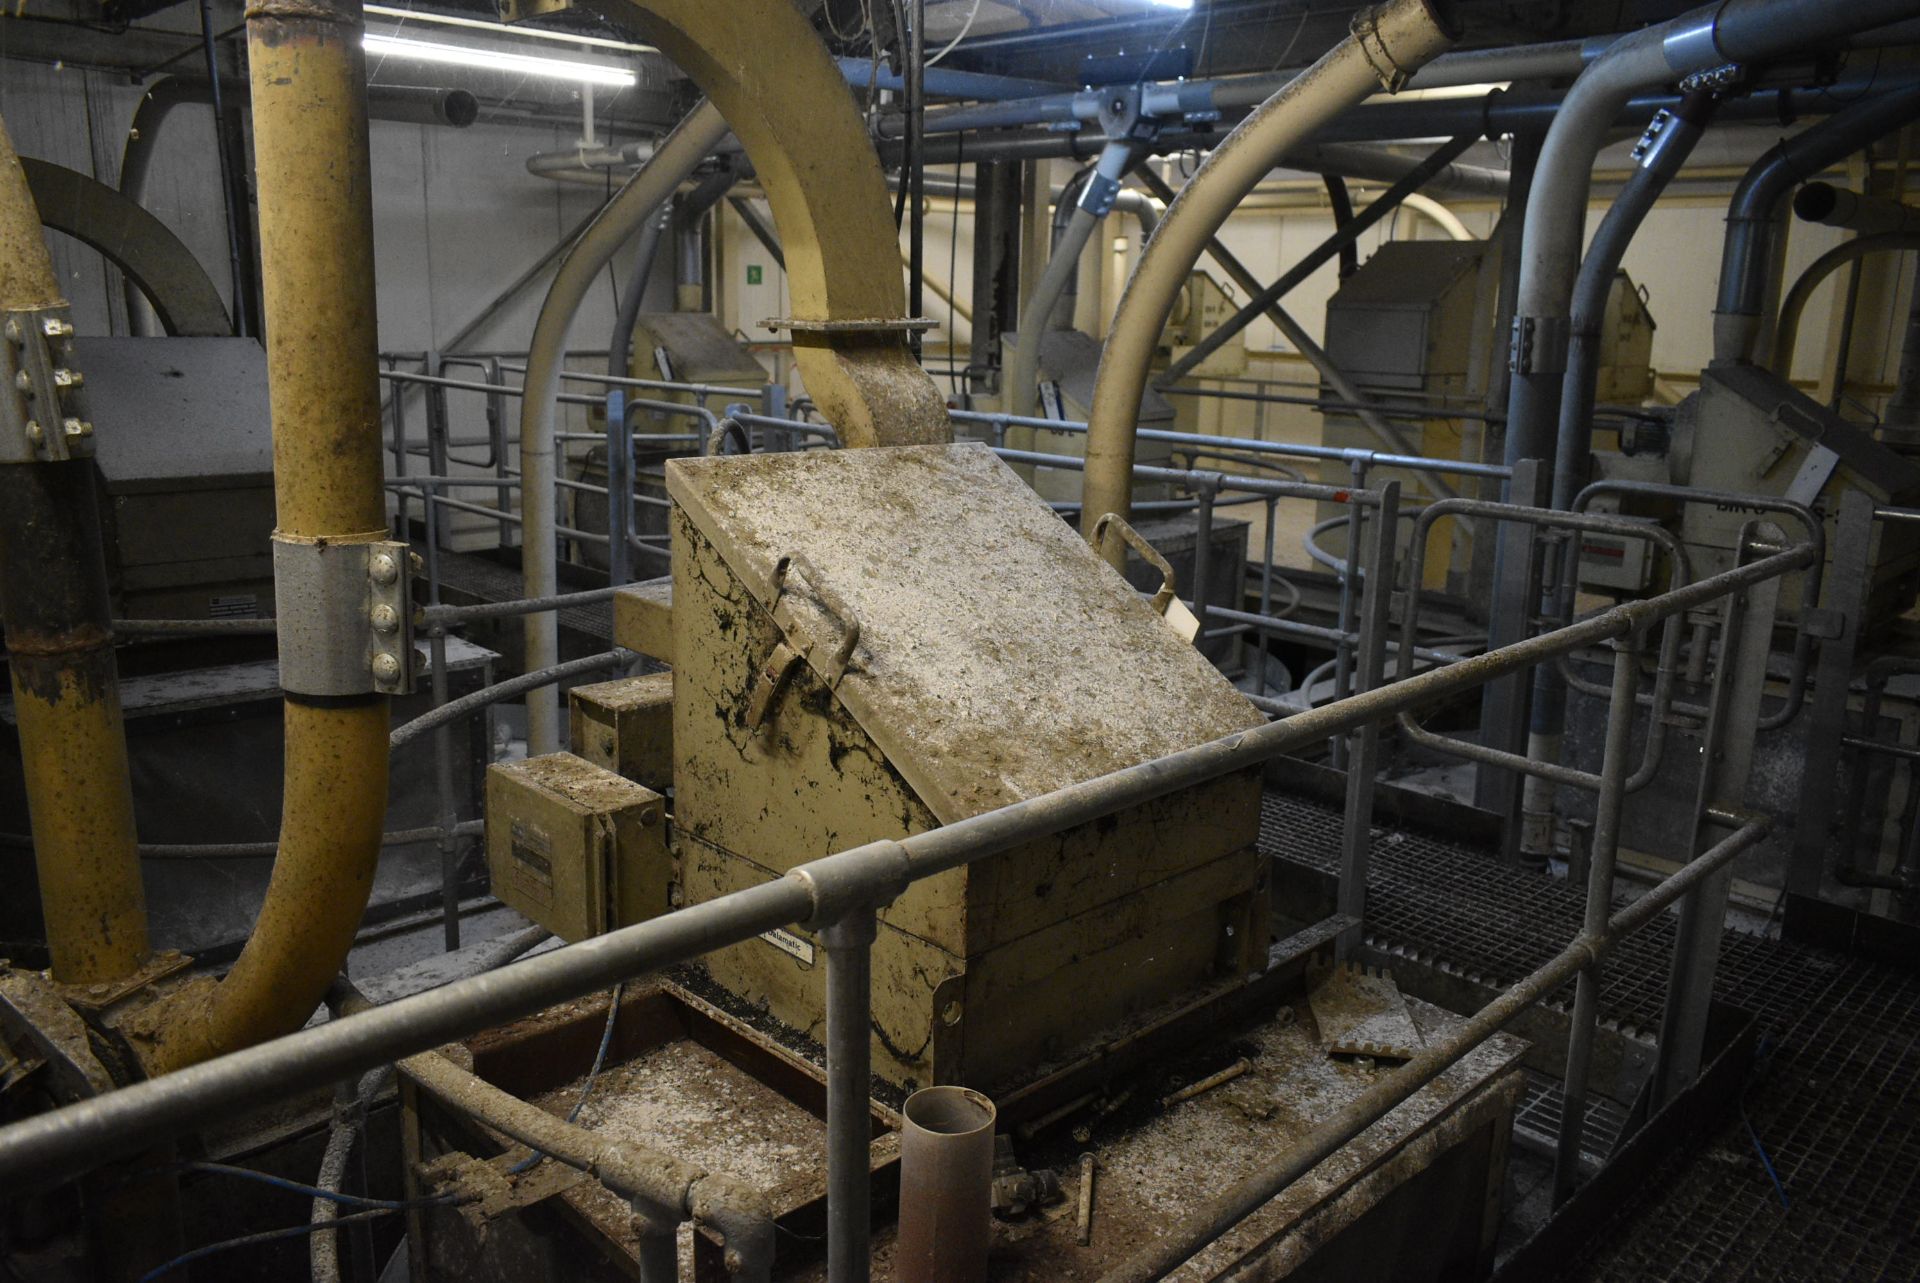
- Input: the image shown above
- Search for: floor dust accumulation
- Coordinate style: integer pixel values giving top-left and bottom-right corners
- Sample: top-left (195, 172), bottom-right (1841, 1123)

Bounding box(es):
top-left (784, 995), bottom-right (1523, 1282)
top-left (528, 1037), bottom-right (830, 1270)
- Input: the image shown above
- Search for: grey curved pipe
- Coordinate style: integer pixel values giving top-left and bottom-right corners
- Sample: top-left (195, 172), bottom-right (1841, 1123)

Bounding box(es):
top-left (1006, 141), bottom-right (1133, 420)
top-left (608, 204), bottom-right (671, 378)
top-left (1048, 166), bottom-right (1097, 338)
top-left (1522, 92), bottom-right (1716, 856)
top-left (1771, 231), bottom-right (1920, 379)
top-left (1551, 94), bottom-right (1716, 514)
top-left (1290, 142), bottom-right (1510, 200)
top-left (1502, 0), bottom-right (1920, 479)
top-left (1712, 83), bottom-right (1920, 366)
top-left (519, 100), bottom-right (727, 755)
top-left (1082, 0), bottom-right (1459, 549)
top-left (22, 156), bottom-right (231, 337)
top-left (1793, 181), bottom-right (1920, 235)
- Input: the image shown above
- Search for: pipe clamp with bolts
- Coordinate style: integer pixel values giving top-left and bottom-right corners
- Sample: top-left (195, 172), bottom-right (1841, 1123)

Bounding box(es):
top-left (271, 536), bottom-right (419, 696)
top-left (0, 309), bottom-right (91, 464)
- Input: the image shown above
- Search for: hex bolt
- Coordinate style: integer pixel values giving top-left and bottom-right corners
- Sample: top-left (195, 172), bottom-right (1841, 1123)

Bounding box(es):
top-left (369, 552), bottom-right (400, 585)
top-left (24, 421), bottom-right (43, 444)
top-left (62, 418), bottom-right (91, 438)
top-left (371, 604), bottom-right (400, 634)
top-left (2, 319), bottom-right (19, 342)
top-left (40, 317), bottom-right (73, 339)
top-left (12, 370), bottom-right (28, 391)
top-left (372, 653), bottom-right (402, 683)
top-left (52, 368), bottom-right (81, 389)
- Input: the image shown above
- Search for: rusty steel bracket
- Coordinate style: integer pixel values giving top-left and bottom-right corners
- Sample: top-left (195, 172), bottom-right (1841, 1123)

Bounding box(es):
top-left (419, 1148), bottom-right (589, 1227)
top-left (745, 640), bottom-right (803, 732)
top-left (0, 970), bottom-right (117, 1103)
top-left (769, 551), bottom-right (863, 689)
top-left (50, 948), bottom-right (192, 1015)
top-left (272, 537), bottom-right (419, 697)
top-left (0, 308), bottom-right (92, 464)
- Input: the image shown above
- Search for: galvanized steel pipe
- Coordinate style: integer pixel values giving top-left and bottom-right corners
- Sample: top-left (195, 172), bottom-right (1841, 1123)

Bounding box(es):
top-left (518, 101), bottom-right (726, 754)
top-left (1771, 232), bottom-right (1920, 379)
top-left (1712, 84), bottom-right (1920, 365)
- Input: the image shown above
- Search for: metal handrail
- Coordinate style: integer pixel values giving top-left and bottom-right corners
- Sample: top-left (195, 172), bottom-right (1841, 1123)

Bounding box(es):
top-left (0, 539), bottom-right (1815, 1238)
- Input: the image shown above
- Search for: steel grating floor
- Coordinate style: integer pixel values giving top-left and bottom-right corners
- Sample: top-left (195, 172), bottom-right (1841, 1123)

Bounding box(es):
top-left (1259, 788), bottom-right (1920, 1282)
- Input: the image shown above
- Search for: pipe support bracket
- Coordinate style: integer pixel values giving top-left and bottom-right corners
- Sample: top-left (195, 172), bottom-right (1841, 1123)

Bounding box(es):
top-left (0, 309), bottom-right (91, 464)
top-left (271, 536), bottom-right (418, 697)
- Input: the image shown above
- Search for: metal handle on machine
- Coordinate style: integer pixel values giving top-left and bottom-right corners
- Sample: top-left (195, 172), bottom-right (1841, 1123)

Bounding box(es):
top-left (771, 551), bottom-right (862, 686)
top-left (1091, 512), bottom-right (1178, 615)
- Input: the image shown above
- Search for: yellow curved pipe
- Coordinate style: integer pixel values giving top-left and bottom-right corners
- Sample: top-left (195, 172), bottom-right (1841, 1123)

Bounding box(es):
top-left (132, 0), bottom-right (391, 1072)
top-left (0, 116), bottom-right (150, 986)
top-left (571, 0), bottom-right (949, 449)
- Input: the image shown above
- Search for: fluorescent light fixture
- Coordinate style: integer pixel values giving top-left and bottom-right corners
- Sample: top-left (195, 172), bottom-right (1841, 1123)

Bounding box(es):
top-left (363, 31), bottom-right (637, 86)
top-left (363, 5), bottom-right (655, 55)
top-left (1151, 0), bottom-right (1195, 7)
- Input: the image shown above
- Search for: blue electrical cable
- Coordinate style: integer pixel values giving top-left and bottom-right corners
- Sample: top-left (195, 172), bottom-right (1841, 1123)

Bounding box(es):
top-left (179, 1160), bottom-right (455, 1211)
top-left (135, 1207), bottom-right (400, 1282)
top-left (508, 980), bottom-right (624, 1175)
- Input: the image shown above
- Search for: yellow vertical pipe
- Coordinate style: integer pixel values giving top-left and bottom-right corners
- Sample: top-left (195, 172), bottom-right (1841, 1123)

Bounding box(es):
top-left (136, 0), bottom-right (391, 1070)
top-left (0, 116), bottom-right (150, 986)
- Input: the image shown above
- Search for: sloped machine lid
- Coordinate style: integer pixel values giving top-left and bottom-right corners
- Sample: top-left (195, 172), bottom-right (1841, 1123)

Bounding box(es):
top-left (667, 443), bottom-right (1263, 825)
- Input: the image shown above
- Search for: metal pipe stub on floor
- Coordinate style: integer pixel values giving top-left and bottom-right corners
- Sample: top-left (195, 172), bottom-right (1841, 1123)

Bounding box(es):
top-left (897, 1085), bottom-right (998, 1283)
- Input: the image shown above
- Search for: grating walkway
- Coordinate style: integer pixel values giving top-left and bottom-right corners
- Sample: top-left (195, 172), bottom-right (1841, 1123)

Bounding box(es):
top-left (1259, 788), bottom-right (1920, 1282)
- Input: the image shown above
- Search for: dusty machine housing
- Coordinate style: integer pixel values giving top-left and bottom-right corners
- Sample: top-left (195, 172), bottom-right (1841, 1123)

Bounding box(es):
top-left (1319, 240), bottom-right (1656, 593)
top-left (662, 442), bottom-right (1268, 1093)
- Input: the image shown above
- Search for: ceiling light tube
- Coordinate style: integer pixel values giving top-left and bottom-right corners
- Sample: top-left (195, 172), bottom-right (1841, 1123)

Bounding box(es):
top-left (363, 5), bottom-right (655, 55)
top-left (363, 31), bottom-right (638, 87)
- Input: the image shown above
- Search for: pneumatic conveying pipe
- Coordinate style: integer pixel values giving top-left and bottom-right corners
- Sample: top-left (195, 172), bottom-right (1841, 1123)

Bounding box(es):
top-left (518, 101), bottom-right (728, 755)
top-left (1081, 0), bottom-right (1460, 561)
top-left (132, 0), bottom-right (392, 1071)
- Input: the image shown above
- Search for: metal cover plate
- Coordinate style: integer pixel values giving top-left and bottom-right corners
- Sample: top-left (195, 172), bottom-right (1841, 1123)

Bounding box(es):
top-left (665, 442), bottom-right (1262, 824)
top-left (73, 338), bottom-right (272, 482)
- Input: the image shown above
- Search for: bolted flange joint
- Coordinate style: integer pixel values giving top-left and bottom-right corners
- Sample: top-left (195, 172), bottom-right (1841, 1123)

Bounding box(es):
top-left (272, 535), bottom-right (418, 697)
top-left (1, 308), bottom-right (91, 464)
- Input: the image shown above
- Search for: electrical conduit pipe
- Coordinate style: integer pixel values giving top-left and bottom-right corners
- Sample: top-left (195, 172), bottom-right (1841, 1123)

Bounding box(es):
top-left (1082, 0), bottom-right (1461, 558)
top-left (0, 116), bottom-right (150, 986)
top-left (518, 101), bottom-right (728, 755)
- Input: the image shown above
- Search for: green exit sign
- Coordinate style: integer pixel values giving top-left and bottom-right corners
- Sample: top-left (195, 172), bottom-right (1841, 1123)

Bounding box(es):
top-left (746, 264), bottom-right (763, 285)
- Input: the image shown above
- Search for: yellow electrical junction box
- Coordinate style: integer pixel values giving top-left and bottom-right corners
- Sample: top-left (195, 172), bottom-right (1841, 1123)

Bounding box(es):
top-left (569, 671), bottom-right (674, 794)
top-left (485, 754), bottom-right (668, 943)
